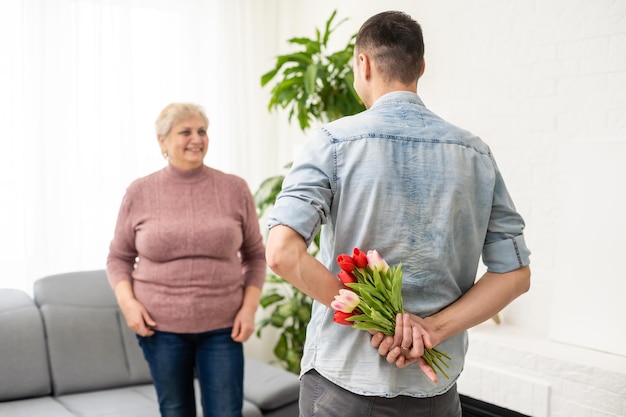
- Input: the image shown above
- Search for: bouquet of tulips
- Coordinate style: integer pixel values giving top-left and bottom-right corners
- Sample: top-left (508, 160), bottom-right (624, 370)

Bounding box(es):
top-left (331, 247), bottom-right (451, 380)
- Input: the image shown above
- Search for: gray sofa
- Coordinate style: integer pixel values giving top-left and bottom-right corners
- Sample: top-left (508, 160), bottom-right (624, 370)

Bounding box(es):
top-left (0, 270), bottom-right (299, 417)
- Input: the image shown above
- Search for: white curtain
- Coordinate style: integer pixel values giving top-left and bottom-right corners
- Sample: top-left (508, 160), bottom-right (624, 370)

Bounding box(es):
top-left (0, 0), bottom-right (279, 293)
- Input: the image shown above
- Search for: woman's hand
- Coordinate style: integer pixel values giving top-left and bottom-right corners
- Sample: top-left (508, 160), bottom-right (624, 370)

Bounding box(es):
top-left (119, 296), bottom-right (156, 336)
top-left (232, 285), bottom-right (261, 343)
top-left (231, 305), bottom-right (256, 343)
top-left (114, 280), bottom-right (156, 337)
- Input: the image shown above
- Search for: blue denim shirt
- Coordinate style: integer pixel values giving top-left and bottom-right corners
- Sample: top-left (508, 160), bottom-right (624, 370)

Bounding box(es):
top-left (268, 91), bottom-right (531, 397)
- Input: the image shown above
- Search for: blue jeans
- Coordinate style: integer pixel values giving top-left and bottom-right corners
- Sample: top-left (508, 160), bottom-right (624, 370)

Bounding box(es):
top-left (137, 328), bottom-right (243, 417)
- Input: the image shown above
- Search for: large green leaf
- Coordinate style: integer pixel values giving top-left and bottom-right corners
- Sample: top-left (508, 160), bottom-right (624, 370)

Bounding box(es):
top-left (304, 64), bottom-right (318, 95)
top-left (288, 37), bottom-right (321, 56)
top-left (260, 68), bottom-right (279, 87)
top-left (254, 174), bottom-right (284, 216)
top-left (274, 333), bottom-right (288, 360)
top-left (277, 298), bottom-right (297, 317)
top-left (322, 10), bottom-right (338, 46)
top-left (259, 292), bottom-right (284, 308)
top-left (270, 310), bottom-right (286, 327)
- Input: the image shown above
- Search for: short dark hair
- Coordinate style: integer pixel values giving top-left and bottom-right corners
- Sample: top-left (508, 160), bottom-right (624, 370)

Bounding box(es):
top-left (355, 11), bottom-right (425, 85)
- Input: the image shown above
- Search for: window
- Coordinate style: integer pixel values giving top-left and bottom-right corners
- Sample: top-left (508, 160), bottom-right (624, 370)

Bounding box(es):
top-left (0, 0), bottom-right (278, 292)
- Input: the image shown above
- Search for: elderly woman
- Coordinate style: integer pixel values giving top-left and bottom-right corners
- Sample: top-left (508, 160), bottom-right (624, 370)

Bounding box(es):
top-left (107, 103), bottom-right (266, 417)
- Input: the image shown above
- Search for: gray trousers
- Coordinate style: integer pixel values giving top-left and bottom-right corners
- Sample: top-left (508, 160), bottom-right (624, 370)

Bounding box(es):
top-left (299, 369), bottom-right (462, 417)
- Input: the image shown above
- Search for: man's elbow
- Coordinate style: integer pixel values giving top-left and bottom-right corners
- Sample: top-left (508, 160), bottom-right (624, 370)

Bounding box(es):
top-left (265, 226), bottom-right (300, 277)
top-left (265, 241), bottom-right (286, 275)
top-left (517, 265), bottom-right (531, 295)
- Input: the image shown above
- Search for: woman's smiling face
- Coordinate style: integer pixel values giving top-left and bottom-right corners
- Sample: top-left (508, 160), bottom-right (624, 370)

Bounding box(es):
top-left (159, 115), bottom-right (208, 170)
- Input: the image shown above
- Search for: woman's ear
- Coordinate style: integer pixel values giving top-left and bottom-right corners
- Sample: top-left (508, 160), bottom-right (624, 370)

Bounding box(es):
top-left (157, 135), bottom-right (168, 155)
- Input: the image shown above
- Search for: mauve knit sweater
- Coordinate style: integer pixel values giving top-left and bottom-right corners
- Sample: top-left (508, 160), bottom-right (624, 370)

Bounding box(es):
top-left (106, 164), bottom-right (266, 333)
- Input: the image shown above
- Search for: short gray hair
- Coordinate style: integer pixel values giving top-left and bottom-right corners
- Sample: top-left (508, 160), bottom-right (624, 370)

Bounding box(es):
top-left (155, 103), bottom-right (209, 137)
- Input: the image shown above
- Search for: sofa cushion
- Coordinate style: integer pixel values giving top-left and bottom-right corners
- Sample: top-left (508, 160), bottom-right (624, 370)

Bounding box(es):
top-left (0, 289), bottom-right (51, 401)
top-left (33, 271), bottom-right (151, 395)
top-left (243, 359), bottom-right (299, 412)
top-left (55, 385), bottom-right (159, 417)
top-left (133, 382), bottom-right (263, 417)
top-left (0, 397), bottom-right (76, 417)
top-left (39, 305), bottom-right (143, 394)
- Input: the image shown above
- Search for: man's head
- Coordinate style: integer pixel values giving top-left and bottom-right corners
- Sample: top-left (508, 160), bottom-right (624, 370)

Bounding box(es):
top-left (353, 11), bottom-right (425, 106)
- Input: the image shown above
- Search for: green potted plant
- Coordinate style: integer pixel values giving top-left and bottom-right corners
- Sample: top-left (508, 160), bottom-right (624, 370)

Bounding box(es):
top-left (255, 10), bottom-right (365, 374)
top-left (260, 9), bottom-right (365, 131)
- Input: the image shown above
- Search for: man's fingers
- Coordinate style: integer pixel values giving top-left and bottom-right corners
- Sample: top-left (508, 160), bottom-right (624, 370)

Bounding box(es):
top-left (394, 313), bottom-right (405, 350)
top-left (378, 334), bottom-right (395, 356)
top-left (370, 332), bottom-right (384, 348)
top-left (385, 346), bottom-right (402, 364)
top-left (417, 357), bottom-right (438, 383)
top-left (410, 326), bottom-right (424, 357)
top-left (401, 313), bottom-right (412, 351)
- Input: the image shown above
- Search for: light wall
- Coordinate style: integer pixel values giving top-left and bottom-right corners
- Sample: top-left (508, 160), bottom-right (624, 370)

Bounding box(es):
top-left (248, 1), bottom-right (626, 416)
top-left (1, 1), bottom-right (624, 414)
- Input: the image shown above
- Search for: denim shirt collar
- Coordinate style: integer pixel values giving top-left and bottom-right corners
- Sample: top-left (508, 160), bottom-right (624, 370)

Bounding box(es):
top-left (370, 90), bottom-right (424, 109)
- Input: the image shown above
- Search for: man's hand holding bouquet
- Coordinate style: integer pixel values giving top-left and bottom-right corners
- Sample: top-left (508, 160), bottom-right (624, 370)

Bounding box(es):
top-left (331, 247), bottom-right (451, 382)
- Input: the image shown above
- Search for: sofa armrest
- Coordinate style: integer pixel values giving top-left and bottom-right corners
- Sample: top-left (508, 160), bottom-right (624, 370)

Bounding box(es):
top-left (0, 289), bottom-right (51, 401)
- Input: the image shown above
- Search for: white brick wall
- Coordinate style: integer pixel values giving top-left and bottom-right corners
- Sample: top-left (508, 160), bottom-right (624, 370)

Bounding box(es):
top-left (457, 324), bottom-right (626, 416)
top-left (460, 363), bottom-right (550, 417)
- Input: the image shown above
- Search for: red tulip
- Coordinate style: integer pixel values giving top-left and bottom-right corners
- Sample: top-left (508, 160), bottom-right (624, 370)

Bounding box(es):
top-left (337, 254), bottom-right (355, 272)
top-left (352, 248), bottom-right (368, 268)
top-left (333, 310), bottom-right (355, 326)
top-left (338, 270), bottom-right (357, 285)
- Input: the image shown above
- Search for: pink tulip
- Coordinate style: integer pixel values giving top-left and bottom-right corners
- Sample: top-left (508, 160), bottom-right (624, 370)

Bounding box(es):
top-left (366, 250), bottom-right (389, 272)
top-left (331, 289), bottom-right (360, 313)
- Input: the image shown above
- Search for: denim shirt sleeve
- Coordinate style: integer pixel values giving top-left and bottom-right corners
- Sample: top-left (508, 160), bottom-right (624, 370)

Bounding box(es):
top-left (268, 129), bottom-right (334, 247)
top-left (482, 154), bottom-right (531, 273)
